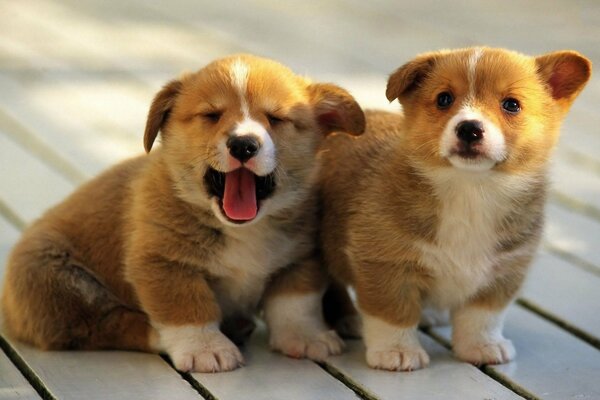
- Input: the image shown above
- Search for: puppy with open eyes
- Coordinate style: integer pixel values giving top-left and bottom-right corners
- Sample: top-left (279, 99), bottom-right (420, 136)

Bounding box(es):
top-left (1, 54), bottom-right (365, 372)
top-left (320, 47), bottom-right (591, 371)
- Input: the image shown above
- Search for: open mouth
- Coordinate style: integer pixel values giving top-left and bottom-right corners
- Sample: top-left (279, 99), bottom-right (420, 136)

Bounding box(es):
top-left (204, 167), bottom-right (276, 223)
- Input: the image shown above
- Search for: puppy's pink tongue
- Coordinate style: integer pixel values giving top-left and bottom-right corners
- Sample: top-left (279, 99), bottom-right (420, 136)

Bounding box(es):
top-left (223, 168), bottom-right (257, 221)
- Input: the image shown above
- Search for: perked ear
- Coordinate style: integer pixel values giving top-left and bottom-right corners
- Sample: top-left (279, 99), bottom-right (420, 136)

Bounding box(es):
top-left (308, 83), bottom-right (366, 136)
top-left (386, 53), bottom-right (437, 102)
top-left (144, 79), bottom-right (182, 153)
top-left (535, 51), bottom-right (592, 107)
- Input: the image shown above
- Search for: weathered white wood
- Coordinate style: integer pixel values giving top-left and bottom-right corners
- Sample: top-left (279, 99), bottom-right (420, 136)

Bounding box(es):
top-left (0, 217), bottom-right (20, 274)
top-left (7, 343), bottom-right (202, 400)
top-left (0, 0), bottom-right (227, 79)
top-left (324, 333), bottom-right (523, 400)
top-left (0, 73), bottom-right (142, 178)
top-left (0, 350), bottom-right (40, 400)
top-left (0, 219), bottom-right (40, 400)
top-left (546, 203), bottom-right (600, 271)
top-left (433, 306), bottom-right (600, 400)
top-left (193, 325), bottom-right (356, 400)
top-left (523, 251), bottom-right (600, 338)
top-left (0, 132), bottom-right (74, 224)
top-left (553, 150), bottom-right (600, 211)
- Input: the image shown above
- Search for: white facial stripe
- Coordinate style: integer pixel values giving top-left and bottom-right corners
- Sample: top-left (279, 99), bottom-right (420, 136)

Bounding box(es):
top-left (230, 117), bottom-right (276, 175)
top-left (440, 106), bottom-right (506, 171)
top-left (230, 59), bottom-right (250, 116)
top-left (467, 48), bottom-right (483, 100)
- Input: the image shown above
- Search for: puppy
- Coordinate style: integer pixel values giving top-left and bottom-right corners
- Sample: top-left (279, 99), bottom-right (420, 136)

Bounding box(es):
top-left (320, 47), bottom-right (591, 371)
top-left (1, 54), bottom-right (365, 372)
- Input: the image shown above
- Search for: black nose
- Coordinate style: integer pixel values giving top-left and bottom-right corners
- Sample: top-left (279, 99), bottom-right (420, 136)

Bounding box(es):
top-left (227, 136), bottom-right (260, 162)
top-left (456, 120), bottom-right (484, 144)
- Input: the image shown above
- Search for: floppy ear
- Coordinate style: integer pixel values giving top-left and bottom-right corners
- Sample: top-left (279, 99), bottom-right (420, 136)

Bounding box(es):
top-left (535, 51), bottom-right (591, 109)
top-left (386, 53), bottom-right (437, 103)
top-left (144, 79), bottom-right (182, 153)
top-left (308, 83), bottom-right (365, 136)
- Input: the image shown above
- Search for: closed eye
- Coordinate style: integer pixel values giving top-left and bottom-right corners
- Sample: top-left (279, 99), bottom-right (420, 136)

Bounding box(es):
top-left (200, 111), bottom-right (222, 123)
top-left (267, 113), bottom-right (285, 126)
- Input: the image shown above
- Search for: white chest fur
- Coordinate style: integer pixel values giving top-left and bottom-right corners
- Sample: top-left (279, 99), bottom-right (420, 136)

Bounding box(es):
top-left (207, 222), bottom-right (297, 316)
top-left (418, 169), bottom-right (533, 308)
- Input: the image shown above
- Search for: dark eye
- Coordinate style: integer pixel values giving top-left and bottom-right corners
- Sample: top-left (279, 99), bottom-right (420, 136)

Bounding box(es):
top-left (267, 114), bottom-right (284, 126)
top-left (202, 111), bottom-right (222, 123)
top-left (436, 92), bottom-right (454, 109)
top-left (502, 98), bottom-right (521, 114)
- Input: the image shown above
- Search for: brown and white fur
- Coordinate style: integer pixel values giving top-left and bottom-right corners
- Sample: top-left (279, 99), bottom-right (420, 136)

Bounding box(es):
top-left (320, 47), bottom-right (591, 371)
top-left (1, 54), bottom-right (365, 372)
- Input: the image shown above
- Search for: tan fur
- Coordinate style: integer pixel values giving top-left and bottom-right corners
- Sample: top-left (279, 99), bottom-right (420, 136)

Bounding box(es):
top-left (320, 47), bottom-right (591, 370)
top-left (1, 55), bottom-right (365, 370)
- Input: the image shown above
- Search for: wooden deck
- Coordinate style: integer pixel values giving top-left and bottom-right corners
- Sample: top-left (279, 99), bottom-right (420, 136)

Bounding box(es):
top-left (1, 1), bottom-right (599, 399)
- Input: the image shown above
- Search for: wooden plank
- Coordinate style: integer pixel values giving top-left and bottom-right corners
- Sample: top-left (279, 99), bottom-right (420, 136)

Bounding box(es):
top-left (433, 306), bottom-right (600, 400)
top-left (192, 325), bottom-right (357, 400)
top-left (7, 343), bottom-right (202, 400)
top-left (546, 203), bottom-right (600, 271)
top-left (0, 131), bottom-right (74, 224)
top-left (0, 73), bottom-right (142, 178)
top-left (0, 351), bottom-right (40, 400)
top-left (0, 218), bottom-right (41, 400)
top-left (561, 108), bottom-right (600, 165)
top-left (553, 150), bottom-right (600, 212)
top-left (0, 0), bottom-right (230, 77)
top-left (324, 333), bottom-right (522, 400)
top-left (523, 252), bottom-right (600, 339)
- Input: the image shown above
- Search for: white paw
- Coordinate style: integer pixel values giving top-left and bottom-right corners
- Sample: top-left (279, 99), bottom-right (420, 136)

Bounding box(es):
top-left (159, 323), bottom-right (244, 373)
top-left (335, 314), bottom-right (362, 339)
top-left (366, 346), bottom-right (430, 371)
top-left (270, 328), bottom-right (345, 361)
top-left (454, 339), bottom-right (515, 365)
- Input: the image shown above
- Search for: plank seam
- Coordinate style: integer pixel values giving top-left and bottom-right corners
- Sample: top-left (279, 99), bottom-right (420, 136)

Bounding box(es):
top-left (159, 354), bottom-right (219, 400)
top-left (0, 334), bottom-right (57, 400)
top-left (0, 107), bottom-right (88, 185)
top-left (543, 242), bottom-right (600, 278)
top-left (0, 198), bottom-right (27, 230)
top-left (560, 148), bottom-right (600, 176)
top-left (420, 327), bottom-right (541, 400)
top-left (316, 361), bottom-right (380, 400)
top-left (550, 191), bottom-right (600, 225)
top-left (516, 298), bottom-right (600, 350)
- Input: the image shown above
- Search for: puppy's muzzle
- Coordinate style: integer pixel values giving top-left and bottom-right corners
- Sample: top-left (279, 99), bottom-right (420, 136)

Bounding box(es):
top-left (227, 135), bottom-right (260, 163)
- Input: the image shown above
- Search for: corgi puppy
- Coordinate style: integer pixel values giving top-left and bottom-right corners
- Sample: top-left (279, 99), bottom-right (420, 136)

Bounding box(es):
top-left (1, 54), bottom-right (365, 372)
top-left (320, 47), bottom-right (591, 371)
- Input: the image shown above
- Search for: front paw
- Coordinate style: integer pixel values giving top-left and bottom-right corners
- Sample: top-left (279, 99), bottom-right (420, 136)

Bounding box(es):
top-left (270, 328), bottom-right (345, 361)
top-left (160, 324), bottom-right (245, 373)
top-left (454, 339), bottom-right (515, 365)
top-left (366, 346), bottom-right (430, 371)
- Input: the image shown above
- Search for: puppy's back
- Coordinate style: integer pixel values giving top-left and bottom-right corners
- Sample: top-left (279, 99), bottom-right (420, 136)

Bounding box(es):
top-left (319, 110), bottom-right (404, 282)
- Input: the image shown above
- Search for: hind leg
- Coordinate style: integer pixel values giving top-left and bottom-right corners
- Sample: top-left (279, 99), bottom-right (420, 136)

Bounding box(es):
top-left (1, 232), bottom-right (155, 352)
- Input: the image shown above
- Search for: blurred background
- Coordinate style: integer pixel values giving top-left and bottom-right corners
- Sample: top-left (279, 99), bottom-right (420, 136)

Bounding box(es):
top-left (1, 0), bottom-right (598, 173)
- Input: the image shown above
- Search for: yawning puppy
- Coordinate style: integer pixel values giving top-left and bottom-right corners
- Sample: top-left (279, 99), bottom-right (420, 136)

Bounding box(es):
top-left (320, 47), bottom-right (591, 371)
top-left (1, 54), bottom-right (365, 372)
